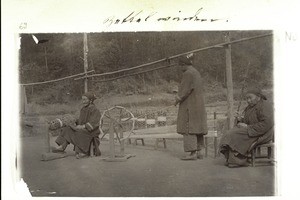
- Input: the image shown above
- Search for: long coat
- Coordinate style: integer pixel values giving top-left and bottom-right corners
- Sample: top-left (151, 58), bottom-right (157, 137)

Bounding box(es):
top-left (56, 103), bottom-right (101, 154)
top-left (177, 66), bottom-right (207, 135)
top-left (219, 99), bottom-right (274, 156)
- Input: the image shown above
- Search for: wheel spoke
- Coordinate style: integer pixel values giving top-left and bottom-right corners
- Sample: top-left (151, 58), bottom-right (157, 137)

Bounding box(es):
top-left (104, 113), bottom-right (112, 120)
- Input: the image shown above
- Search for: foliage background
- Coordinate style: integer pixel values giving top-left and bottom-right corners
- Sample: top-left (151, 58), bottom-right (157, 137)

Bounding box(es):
top-left (19, 31), bottom-right (273, 104)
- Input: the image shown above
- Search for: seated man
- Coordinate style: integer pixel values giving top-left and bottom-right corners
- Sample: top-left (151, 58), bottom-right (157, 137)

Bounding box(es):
top-left (219, 87), bottom-right (274, 167)
top-left (53, 92), bottom-right (101, 159)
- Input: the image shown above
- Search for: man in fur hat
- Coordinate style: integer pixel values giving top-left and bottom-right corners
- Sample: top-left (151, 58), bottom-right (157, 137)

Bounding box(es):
top-left (175, 54), bottom-right (208, 160)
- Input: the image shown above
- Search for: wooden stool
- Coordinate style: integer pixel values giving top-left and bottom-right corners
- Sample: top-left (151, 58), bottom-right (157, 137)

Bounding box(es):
top-left (250, 142), bottom-right (274, 167)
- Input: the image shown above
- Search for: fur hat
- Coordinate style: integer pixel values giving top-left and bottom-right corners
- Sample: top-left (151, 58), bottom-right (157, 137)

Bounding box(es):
top-left (83, 91), bottom-right (97, 102)
top-left (178, 53), bottom-right (194, 65)
top-left (246, 87), bottom-right (267, 100)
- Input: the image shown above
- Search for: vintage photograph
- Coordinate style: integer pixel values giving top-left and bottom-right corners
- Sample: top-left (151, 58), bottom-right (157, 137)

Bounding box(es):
top-left (18, 31), bottom-right (275, 197)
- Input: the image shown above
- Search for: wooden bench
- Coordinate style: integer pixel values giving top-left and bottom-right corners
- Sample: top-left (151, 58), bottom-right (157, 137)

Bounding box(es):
top-left (129, 132), bottom-right (183, 149)
top-left (98, 110), bottom-right (224, 158)
top-left (126, 111), bottom-right (225, 158)
top-left (127, 126), bottom-right (218, 158)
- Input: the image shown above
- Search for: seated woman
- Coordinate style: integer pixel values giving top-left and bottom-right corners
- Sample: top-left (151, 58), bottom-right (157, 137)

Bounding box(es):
top-left (219, 87), bottom-right (273, 167)
top-left (53, 92), bottom-right (101, 159)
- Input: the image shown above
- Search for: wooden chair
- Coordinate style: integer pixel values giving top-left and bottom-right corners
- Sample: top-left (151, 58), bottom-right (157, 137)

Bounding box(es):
top-left (248, 127), bottom-right (274, 167)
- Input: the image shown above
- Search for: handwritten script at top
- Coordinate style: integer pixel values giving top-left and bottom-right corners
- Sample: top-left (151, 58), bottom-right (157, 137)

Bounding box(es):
top-left (103, 8), bottom-right (228, 27)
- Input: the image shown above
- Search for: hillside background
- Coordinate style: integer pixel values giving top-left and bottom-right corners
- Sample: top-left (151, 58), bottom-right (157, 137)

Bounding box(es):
top-left (19, 31), bottom-right (273, 114)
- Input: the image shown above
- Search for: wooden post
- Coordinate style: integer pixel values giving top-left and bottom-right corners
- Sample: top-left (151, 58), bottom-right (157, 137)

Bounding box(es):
top-left (83, 33), bottom-right (88, 93)
top-left (41, 129), bottom-right (69, 161)
top-left (44, 47), bottom-right (48, 73)
top-left (204, 137), bottom-right (208, 157)
top-left (103, 122), bottom-right (134, 162)
top-left (205, 111), bottom-right (208, 157)
top-left (20, 85), bottom-right (27, 114)
top-left (213, 111), bottom-right (218, 158)
top-left (225, 32), bottom-right (234, 129)
top-left (120, 130), bottom-right (125, 157)
top-left (109, 122), bottom-right (115, 159)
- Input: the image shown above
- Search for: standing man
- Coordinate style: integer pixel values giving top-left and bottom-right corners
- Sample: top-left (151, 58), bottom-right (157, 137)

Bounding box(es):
top-left (175, 54), bottom-right (207, 160)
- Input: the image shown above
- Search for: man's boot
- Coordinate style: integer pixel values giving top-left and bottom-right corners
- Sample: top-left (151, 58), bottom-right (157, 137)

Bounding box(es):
top-left (52, 141), bottom-right (68, 153)
top-left (181, 151), bottom-right (197, 160)
top-left (197, 150), bottom-right (204, 159)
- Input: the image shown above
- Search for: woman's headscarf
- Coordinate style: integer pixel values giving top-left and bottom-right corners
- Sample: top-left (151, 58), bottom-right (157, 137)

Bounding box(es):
top-left (246, 87), bottom-right (267, 100)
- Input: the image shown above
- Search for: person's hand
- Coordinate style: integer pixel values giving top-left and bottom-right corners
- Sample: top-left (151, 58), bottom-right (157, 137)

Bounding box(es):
top-left (174, 96), bottom-right (181, 106)
top-left (174, 100), bottom-right (178, 106)
top-left (76, 125), bottom-right (85, 130)
top-left (69, 124), bottom-right (85, 131)
top-left (235, 111), bottom-right (243, 122)
top-left (237, 122), bottom-right (248, 128)
top-left (69, 124), bottom-right (78, 131)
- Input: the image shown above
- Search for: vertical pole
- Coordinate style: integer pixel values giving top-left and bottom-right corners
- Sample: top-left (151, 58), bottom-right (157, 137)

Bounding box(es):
top-left (213, 111), bottom-right (217, 158)
top-left (44, 47), bottom-right (48, 73)
top-left (83, 33), bottom-right (88, 93)
top-left (120, 130), bottom-right (125, 157)
top-left (21, 85), bottom-right (27, 114)
top-left (205, 111), bottom-right (208, 157)
top-left (225, 32), bottom-right (234, 129)
top-left (109, 122), bottom-right (115, 159)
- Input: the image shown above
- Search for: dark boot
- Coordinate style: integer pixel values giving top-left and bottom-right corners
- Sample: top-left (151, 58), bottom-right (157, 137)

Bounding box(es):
top-left (92, 137), bottom-right (101, 156)
top-left (75, 153), bottom-right (88, 159)
top-left (227, 151), bottom-right (249, 167)
top-left (197, 150), bottom-right (204, 159)
top-left (181, 151), bottom-right (197, 160)
top-left (52, 141), bottom-right (68, 153)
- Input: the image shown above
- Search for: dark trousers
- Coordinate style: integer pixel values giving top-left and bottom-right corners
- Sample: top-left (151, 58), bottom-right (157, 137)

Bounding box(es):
top-left (183, 134), bottom-right (204, 152)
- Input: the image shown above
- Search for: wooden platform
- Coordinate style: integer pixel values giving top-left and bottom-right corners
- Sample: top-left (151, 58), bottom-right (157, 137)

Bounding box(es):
top-left (129, 133), bottom-right (183, 139)
top-left (132, 125), bottom-right (177, 135)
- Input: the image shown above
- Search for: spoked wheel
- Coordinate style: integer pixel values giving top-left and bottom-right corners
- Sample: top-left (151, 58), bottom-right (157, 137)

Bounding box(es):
top-left (99, 106), bottom-right (135, 143)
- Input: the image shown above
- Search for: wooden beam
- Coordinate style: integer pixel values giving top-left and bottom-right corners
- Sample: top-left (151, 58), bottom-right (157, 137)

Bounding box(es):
top-left (78, 63), bottom-right (176, 82)
top-left (44, 47), bottom-right (48, 73)
top-left (20, 70), bottom-right (95, 86)
top-left (225, 32), bottom-right (234, 129)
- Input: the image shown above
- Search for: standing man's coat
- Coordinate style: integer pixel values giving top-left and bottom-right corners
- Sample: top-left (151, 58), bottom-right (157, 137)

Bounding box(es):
top-left (177, 66), bottom-right (207, 135)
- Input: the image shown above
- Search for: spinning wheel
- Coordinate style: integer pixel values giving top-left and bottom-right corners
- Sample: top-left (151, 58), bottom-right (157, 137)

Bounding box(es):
top-left (99, 106), bottom-right (136, 161)
top-left (99, 106), bottom-right (135, 141)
